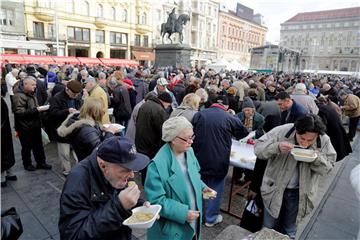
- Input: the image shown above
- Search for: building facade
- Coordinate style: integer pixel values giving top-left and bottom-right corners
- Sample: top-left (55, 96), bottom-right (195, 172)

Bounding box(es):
top-left (22, 0), bottom-right (154, 63)
top-left (0, 0), bottom-right (48, 54)
top-left (217, 4), bottom-right (267, 68)
top-left (280, 7), bottom-right (360, 72)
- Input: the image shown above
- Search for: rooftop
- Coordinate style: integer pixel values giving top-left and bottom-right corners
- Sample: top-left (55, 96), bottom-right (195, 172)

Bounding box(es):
top-left (285, 6), bottom-right (360, 23)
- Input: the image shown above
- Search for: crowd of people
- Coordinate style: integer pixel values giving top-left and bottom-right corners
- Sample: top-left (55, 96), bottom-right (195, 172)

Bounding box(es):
top-left (1, 61), bottom-right (360, 239)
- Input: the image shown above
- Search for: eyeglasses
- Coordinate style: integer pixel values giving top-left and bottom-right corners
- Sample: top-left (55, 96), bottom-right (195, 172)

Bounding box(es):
top-left (176, 135), bottom-right (195, 143)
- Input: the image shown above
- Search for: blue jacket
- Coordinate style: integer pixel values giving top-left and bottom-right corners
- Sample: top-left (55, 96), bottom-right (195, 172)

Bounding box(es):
top-left (281, 100), bottom-right (308, 124)
top-left (144, 144), bottom-right (206, 240)
top-left (192, 105), bottom-right (249, 178)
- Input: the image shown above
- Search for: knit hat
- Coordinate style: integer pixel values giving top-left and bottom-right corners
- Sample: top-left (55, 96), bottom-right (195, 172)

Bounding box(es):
top-left (242, 97), bottom-right (255, 109)
top-left (157, 92), bottom-right (172, 103)
top-left (67, 80), bottom-right (83, 93)
top-left (162, 116), bottom-right (193, 142)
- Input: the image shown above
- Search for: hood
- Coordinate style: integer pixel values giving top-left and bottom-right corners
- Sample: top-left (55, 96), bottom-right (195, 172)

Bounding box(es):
top-left (57, 113), bottom-right (97, 137)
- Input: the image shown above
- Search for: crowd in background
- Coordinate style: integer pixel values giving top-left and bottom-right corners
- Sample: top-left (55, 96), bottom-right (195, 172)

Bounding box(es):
top-left (1, 61), bottom-right (360, 239)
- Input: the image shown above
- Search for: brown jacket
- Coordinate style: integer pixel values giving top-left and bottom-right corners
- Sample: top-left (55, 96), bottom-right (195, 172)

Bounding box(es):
top-left (343, 94), bottom-right (360, 118)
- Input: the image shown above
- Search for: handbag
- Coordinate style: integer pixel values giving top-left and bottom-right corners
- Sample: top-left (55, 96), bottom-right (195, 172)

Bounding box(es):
top-left (239, 199), bottom-right (263, 233)
top-left (1, 207), bottom-right (23, 240)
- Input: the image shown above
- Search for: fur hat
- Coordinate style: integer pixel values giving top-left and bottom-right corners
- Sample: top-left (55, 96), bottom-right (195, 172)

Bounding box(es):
top-left (162, 116), bottom-right (193, 142)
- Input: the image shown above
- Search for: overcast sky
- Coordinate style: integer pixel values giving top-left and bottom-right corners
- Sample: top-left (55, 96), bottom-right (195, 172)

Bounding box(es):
top-left (224, 0), bottom-right (360, 43)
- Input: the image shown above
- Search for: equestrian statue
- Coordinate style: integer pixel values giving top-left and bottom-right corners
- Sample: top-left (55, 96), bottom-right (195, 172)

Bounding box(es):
top-left (161, 8), bottom-right (190, 44)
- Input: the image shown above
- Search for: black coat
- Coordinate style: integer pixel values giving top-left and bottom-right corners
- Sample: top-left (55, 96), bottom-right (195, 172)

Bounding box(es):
top-left (1, 98), bottom-right (15, 171)
top-left (48, 90), bottom-right (82, 142)
top-left (111, 85), bottom-right (132, 122)
top-left (59, 152), bottom-right (144, 240)
top-left (318, 104), bottom-right (352, 161)
top-left (192, 106), bottom-right (248, 178)
top-left (280, 100), bottom-right (308, 124)
top-left (57, 114), bottom-right (114, 161)
top-left (172, 82), bottom-right (186, 105)
top-left (13, 83), bottom-right (42, 132)
top-left (135, 96), bottom-right (168, 159)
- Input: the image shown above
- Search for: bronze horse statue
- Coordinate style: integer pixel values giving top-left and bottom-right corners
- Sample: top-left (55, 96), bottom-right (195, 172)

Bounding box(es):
top-left (161, 14), bottom-right (190, 44)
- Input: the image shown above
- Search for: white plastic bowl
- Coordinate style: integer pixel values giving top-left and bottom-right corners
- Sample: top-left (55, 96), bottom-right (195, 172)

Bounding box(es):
top-left (291, 148), bottom-right (317, 162)
top-left (123, 204), bottom-right (162, 229)
top-left (38, 105), bottom-right (50, 111)
top-left (108, 108), bottom-right (114, 115)
top-left (103, 123), bottom-right (125, 132)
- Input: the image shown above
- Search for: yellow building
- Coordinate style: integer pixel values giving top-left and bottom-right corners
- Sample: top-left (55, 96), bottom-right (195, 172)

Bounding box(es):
top-left (24, 0), bottom-right (154, 64)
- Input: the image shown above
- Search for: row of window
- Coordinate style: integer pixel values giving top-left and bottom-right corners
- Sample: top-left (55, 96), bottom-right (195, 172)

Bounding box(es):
top-left (0, 8), bottom-right (14, 26)
top-left (33, 22), bottom-right (149, 47)
top-left (222, 25), bottom-right (262, 43)
top-left (283, 21), bottom-right (359, 30)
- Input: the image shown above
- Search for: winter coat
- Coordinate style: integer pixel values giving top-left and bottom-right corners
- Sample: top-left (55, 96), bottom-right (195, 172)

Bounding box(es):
top-left (255, 124), bottom-right (336, 223)
top-left (192, 105), bottom-right (249, 178)
top-left (48, 90), bottom-right (82, 142)
top-left (125, 100), bottom-right (145, 141)
top-left (318, 104), bottom-right (352, 161)
top-left (237, 111), bottom-right (265, 139)
top-left (135, 96), bottom-right (169, 159)
top-left (172, 82), bottom-right (186, 105)
top-left (144, 144), bottom-right (207, 240)
top-left (280, 100), bottom-right (308, 125)
top-left (323, 87), bottom-right (339, 104)
top-left (111, 85), bottom-right (132, 122)
top-left (12, 82), bottom-right (41, 131)
top-left (170, 105), bottom-right (198, 122)
top-left (343, 94), bottom-right (360, 118)
top-left (59, 151), bottom-right (144, 240)
top-left (290, 93), bottom-right (319, 114)
top-left (1, 98), bottom-right (15, 171)
top-left (57, 113), bottom-right (114, 161)
top-left (88, 84), bottom-right (110, 124)
top-left (132, 77), bottom-right (149, 104)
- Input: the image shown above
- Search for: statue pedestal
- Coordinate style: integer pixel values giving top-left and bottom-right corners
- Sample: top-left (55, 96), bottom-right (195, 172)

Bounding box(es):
top-left (154, 44), bottom-right (191, 69)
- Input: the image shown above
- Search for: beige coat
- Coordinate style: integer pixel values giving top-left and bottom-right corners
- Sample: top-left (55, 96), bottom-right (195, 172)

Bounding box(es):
top-left (343, 94), bottom-right (360, 118)
top-left (254, 124), bottom-right (336, 223)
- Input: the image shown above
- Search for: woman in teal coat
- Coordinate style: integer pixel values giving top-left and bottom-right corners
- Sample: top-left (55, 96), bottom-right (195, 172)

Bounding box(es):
top-left (144, 116), bottom-right (215, 240)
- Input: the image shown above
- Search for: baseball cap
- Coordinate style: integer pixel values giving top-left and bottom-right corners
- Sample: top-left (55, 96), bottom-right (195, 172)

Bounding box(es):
top-left (157, 77), bottom-right (168, 86)
top-left (97, 136), bottom-right (150, 171)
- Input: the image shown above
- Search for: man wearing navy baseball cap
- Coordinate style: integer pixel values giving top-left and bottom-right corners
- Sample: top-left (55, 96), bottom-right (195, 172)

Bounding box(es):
top-left (59, 136), bottom-right (150, 240)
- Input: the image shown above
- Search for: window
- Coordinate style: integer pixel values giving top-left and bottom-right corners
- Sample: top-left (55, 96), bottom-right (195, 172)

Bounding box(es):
top-left (142, 13), bottom-right (147, 25)
top-left (66, 0), bottom-right (74, 13)
top-left (48, 23), bottom-right (55, 39)
top-left (136, 14), bottom-right (140, 24)
top-left (84, 1), bottom-right (89, 16)
top-left (67, 27), bottom-right (90, 41)
top-left (135, 34), bottom-right (141, 46)
top-left (143, 36), bottom-right (149, 47)
top-left (110, 32), bottom-right (127, 45)
top-left (0, 8), bottom-right (14, 26)
top-left (33, 22), bottom-right (44, 38)
top-left (96, 30), bottom-right (104, 43)
top-left (111, 7), bottom-right (116, 20)
top-left (97, 4), bottom-right (103, 18)
top-left (157, 10), bottom-right (161, 21)
top-left (122, 9), bottom-right (127, 22)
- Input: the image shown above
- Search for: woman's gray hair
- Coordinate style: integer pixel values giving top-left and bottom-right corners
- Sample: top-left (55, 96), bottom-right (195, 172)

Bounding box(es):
top-left (108, 77), bottom-right (118, 87)
top-left (162, 116), bottom-right (193, 142)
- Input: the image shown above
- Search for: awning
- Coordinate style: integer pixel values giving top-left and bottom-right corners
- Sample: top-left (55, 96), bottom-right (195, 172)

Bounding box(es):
top-left (132, 51), bottom-right (155, 61)
top-left (22, 55), bottom-right (55, 64)
top-left (0, 54), bottom-right (26, 64)
top-left (77, 57), bottom-right (102, 65)
top-left (52, 56), bottom-right (80, 65)
top-left (99, 58), bottom-right (139, 67)
top-left (0, 39), bottom-right (48, 51)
